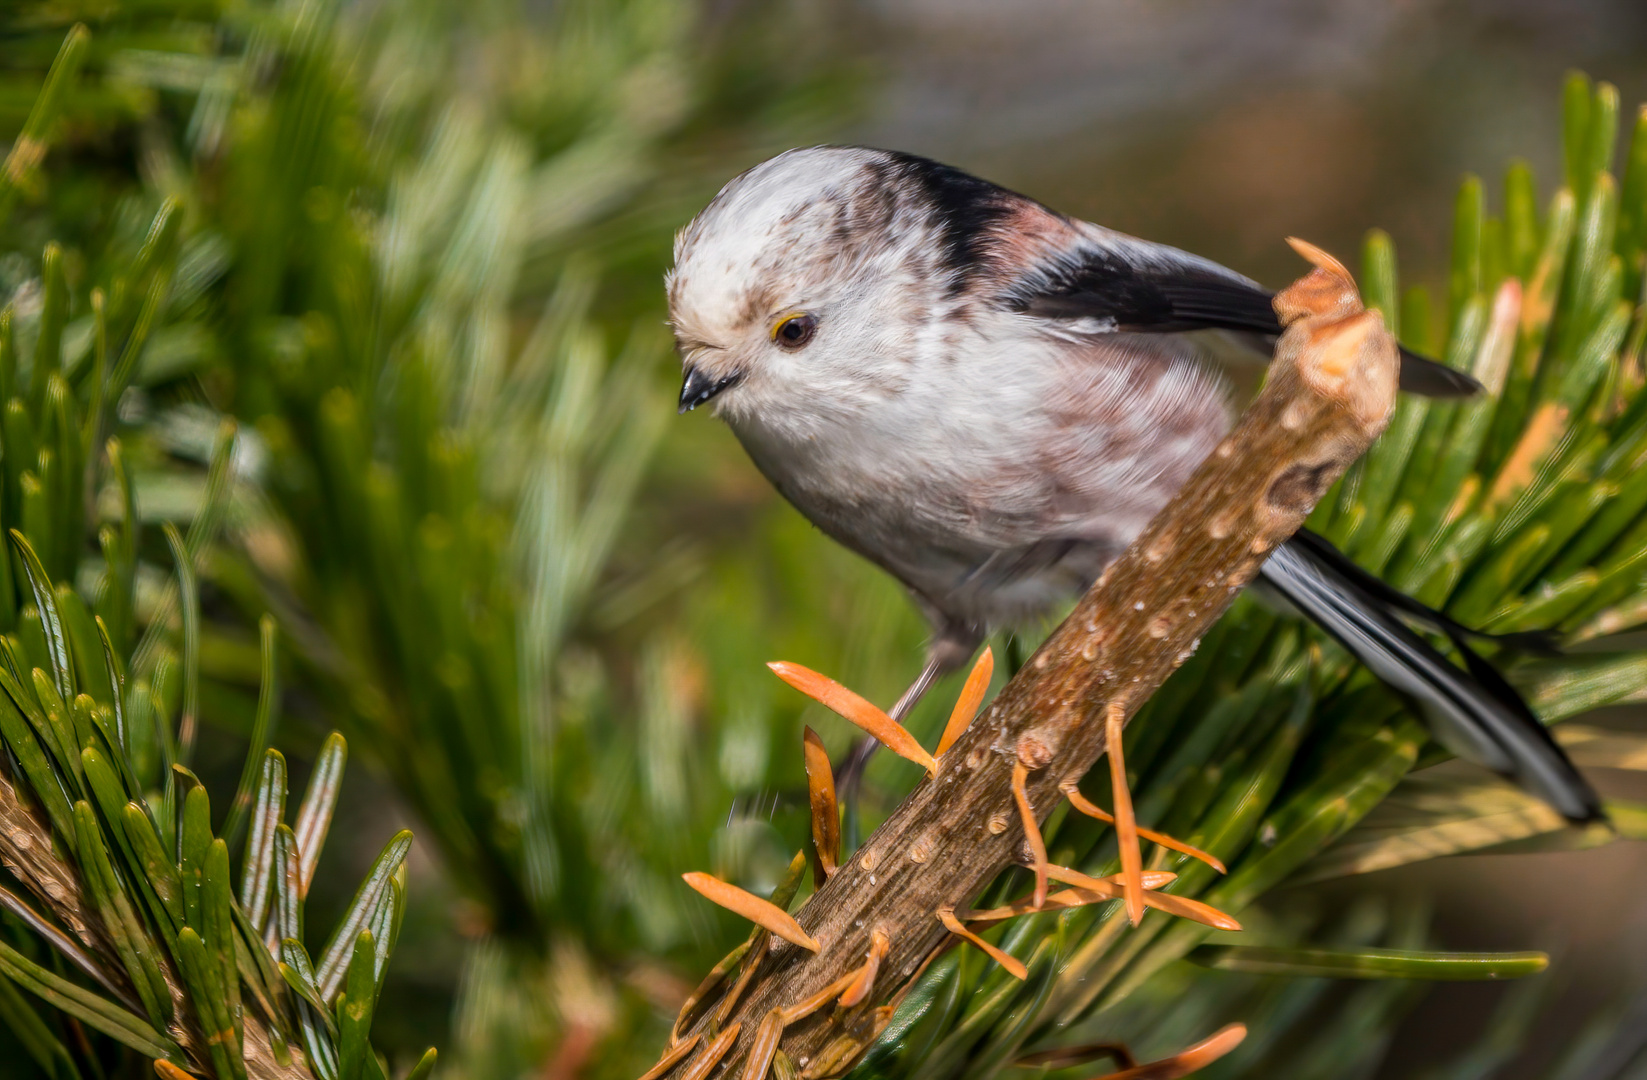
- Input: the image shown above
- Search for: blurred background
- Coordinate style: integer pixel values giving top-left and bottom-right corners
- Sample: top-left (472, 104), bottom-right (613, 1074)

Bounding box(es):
top-left (5, 0), bottom-right (1647, 1077)
top-left (851, 0), bottom-right (1647, 283)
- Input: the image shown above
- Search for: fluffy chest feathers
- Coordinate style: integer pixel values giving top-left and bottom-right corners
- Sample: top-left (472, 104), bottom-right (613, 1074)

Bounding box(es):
top-left (722, 322), bottom-right (1232, 624)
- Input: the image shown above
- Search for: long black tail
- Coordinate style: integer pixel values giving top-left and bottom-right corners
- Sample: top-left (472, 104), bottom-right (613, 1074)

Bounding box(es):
top-left (1259, 529), bottom-right (1604, 824)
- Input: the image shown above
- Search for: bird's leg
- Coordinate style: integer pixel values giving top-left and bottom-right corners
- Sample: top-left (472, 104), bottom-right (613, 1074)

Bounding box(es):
top-left (833, 650), bottom-right (945, 807)
top-left (834, 619), bottom-right (981, 810)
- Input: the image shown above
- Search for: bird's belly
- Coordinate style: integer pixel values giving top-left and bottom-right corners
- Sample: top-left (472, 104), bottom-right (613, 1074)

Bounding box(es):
top-left (735, 433), bottom-right (1206, 631)
top-left (730, 340), bottom-right (1231, 630)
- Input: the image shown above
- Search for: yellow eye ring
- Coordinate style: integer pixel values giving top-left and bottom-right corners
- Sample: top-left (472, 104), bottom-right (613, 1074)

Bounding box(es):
top-left (771, 312), bottom-right (818, 349)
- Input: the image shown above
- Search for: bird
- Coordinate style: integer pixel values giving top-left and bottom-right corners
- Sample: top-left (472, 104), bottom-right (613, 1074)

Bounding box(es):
top-left (664, 145), bottom-right (1603, 829)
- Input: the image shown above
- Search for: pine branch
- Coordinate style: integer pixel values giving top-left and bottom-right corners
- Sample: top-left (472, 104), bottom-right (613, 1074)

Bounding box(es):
top-left (0, 772), bottom-right (310, 1079)
top-left (0, 771), bottom-right (99, 946)
top-left (665, 244), bottom-right (1401, 1077)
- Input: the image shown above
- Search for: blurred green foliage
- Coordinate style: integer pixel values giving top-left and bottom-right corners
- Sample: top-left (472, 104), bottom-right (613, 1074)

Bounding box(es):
top-left (0, 3), bottom-right (1645, 1080)
top-left (0, 23), bottom-right (429, 1080)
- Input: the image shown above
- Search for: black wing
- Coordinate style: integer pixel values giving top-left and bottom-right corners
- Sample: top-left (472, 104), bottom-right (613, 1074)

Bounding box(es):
top-left (1260, 533), bottom-right (1603, 824)
top-left (1009, 241), bottom-right (1481, 399)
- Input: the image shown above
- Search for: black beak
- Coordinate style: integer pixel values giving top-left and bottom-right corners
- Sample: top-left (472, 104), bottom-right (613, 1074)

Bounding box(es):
top-left (678, 365), bottom-right (741, 413)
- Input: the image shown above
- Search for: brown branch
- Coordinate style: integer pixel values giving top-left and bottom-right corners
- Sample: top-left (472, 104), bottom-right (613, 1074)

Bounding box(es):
top-left (663, 241), bottom-right (1400, 1078)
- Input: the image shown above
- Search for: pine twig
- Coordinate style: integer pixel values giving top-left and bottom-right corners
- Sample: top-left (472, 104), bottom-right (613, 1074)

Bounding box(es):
top-left (665, 240), bottom-right (1401, 1078)
top-left (0, 774), bottom-right (311, 1079)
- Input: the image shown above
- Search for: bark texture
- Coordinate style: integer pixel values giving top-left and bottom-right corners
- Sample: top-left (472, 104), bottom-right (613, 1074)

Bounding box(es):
top-left (664, 243), bottom-right (1402, 1079)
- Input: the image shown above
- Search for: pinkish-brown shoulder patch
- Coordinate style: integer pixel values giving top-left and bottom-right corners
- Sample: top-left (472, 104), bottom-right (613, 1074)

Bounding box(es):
top-left (985, 199), bottom-right (1084, 277)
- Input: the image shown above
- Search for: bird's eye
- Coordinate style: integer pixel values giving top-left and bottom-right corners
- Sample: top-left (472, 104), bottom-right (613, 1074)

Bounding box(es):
top-left (772, 313), bottom-right (817, 349)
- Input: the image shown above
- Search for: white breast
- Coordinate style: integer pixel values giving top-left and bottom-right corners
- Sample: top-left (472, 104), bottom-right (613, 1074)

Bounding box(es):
top-left (722, 315), bottom-right (1231, 630)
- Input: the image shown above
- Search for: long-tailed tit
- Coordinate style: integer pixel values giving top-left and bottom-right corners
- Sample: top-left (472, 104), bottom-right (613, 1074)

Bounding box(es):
top-left (665, 146), bottom-right (1601, 824)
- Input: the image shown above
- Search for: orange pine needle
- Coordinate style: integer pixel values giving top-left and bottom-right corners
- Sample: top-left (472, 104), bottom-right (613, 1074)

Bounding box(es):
top-left (1105, 703), bottom-right (1145, 926)
top-left (638, 1034), bottom-right (700, 1080)
top-left (1133, 890), bottom-right (1241, 932)
top-left (1062, 781), bottom-right (1227, 874)
top-left (937, 647), bottom-right (994, 756)
top-left (741, 1010), bottom-right (786, 1080)
top-left (1045, 865), bottom-right (1240, 932)
top-left (937, 907), bottom-right (1027, 980)
top-left (1011, 761), bottom-right (1049, 909)
top-left (802, 727), bottom-right (840, 878)
top-left (682, 872), bottom-right (821, 952)
top-left (1041, 866), bottom-right (1136, 896)
top-left (839, 928), bottom-right (890, 1007)
top-left (780, 969), bottom-right (866, 1024)
top-left (154, 1064), bottom-right (196, 1080)
top-left (769, 661), bottom-right (937, 776)
top-left (959, 873), bottom-right (1178, 923)
top-left (1087, 1023), bottom-right (1247, 1080)
top-left (679, 1022), bottom-right (741, 1080)
top-left (1285, 236), bottom-right (1352, 280)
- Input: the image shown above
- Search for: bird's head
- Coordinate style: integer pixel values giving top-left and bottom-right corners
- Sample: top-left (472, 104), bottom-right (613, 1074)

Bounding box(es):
top-left (665, 145), bottom-right (1019, 423)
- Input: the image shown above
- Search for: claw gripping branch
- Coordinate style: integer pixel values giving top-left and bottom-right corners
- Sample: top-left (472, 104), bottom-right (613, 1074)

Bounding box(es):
top-left (653, 243), bottom-right (1399, 1079)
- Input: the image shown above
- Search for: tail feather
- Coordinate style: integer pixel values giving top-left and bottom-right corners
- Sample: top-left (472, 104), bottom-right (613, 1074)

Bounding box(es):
top-left (1398, 346), bottom-right (1483, 399)
top-left (1287, 529), bottom-right (1559, 655)
top-left (1260, 534), bottom-right (1604, 824)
